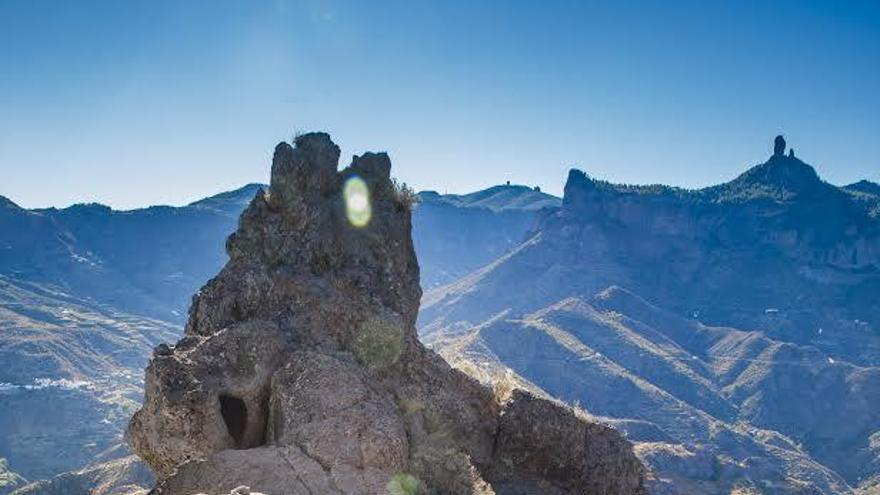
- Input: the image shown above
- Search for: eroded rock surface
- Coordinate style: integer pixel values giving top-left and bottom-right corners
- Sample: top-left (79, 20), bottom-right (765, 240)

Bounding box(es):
top-left (126, 132), bottom-right (646, 494)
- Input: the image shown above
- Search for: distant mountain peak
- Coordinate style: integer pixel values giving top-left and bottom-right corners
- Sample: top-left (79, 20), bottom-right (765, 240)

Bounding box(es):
top-left (0, 195), bottom-right (21, 210)
top-left (63, 202), bottom-right (113, 214)
top-left (188, 183), bottom-right (265, 205)
top-left (419, 183), bottom-right (560, 212)
top-left (564, 138), bottom-right (840, 206)
top-left (711, 135), bottom-right (842, 202)
top-left (732, 153), bottom-right (823, 193)
top-left (845, 179), bottom-right (880, 197)
top-left (187, 183), bottom-right (266, 216)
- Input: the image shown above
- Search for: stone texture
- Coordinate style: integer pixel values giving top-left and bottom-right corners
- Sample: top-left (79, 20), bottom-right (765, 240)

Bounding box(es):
top-left (127, 321), bottom-right (287, 478)
top-left (127, 132), bottom-right (646, 494)
top-left (491, 390), bottom-right (646, 494)
top-left (774, 135), bottom-right (786, 156)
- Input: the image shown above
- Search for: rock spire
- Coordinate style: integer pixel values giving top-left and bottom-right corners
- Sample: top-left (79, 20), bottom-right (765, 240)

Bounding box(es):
top-left (126, 132), bottom-right (646, 495)
top-left (774, 135), bottom-right (786, 157)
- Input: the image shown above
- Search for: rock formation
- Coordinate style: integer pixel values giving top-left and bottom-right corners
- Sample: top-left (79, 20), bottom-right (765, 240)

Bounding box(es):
top-left (126, 132), bottom-right (646, 494)
top-left (774, 134), bottom-right (786, 156)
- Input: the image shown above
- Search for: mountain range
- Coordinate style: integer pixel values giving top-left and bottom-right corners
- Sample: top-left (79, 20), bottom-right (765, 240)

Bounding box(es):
top-left (1, 140), bottom-right (879, 494)
top-left (421, 145), bottom-right (880, 494)
top-left (0, 179), bottom-right (554, 494)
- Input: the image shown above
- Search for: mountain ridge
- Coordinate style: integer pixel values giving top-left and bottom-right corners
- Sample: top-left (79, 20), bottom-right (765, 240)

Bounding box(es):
top-left (845, 180), bottom-right (880, 197)
top-left (421, 140), bottom-right (880, 494)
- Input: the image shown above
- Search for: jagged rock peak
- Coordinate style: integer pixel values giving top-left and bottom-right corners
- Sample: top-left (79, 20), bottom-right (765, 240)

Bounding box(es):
top-left (127, 132), bottom-right (646, 495)
top-left (188, 183), bottom-right (267, 211)
top-left (187, 131), bottom-right (421, 345)
top-left (774, 134), bottom-right (786, 156)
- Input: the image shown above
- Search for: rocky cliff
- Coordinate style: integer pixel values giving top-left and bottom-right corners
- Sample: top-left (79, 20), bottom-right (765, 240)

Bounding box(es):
top-left (126, 133), bottom-right (646, 494)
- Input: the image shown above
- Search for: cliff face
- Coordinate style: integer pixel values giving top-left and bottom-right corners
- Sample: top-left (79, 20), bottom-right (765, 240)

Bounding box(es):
top-left (126, 133), bottom-right (646, 495)
top-left (559, 153), bottom-right (880, 359)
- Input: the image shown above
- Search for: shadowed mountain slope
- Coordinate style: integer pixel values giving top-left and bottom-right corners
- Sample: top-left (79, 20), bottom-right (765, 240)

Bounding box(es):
top-left (414, 186), bottom-right (559, 288)
top-left (0, 275), bottom-right (176, 484)
top-left (0, 187), bottom-right (260, 323)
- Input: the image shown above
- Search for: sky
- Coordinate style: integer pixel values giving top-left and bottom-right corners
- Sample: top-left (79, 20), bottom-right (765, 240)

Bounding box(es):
top-left (1, 0), bottom-right (879, 209)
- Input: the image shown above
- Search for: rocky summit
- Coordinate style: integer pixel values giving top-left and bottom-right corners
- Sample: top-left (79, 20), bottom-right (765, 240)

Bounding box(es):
top-left (125, 133), bottom-right (646, 495)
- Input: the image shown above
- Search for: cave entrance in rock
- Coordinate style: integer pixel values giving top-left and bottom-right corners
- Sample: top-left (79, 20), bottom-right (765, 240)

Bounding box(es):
top-left (219, 394), bottom-right (248, 448)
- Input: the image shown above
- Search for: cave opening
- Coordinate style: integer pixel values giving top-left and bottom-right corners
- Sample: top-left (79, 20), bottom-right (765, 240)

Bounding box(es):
top-left (219, 394), bottom-right (248, 448)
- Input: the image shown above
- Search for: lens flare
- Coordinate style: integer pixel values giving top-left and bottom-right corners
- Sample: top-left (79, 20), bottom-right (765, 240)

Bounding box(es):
top-left (343, 176), bottom-right (372, 227)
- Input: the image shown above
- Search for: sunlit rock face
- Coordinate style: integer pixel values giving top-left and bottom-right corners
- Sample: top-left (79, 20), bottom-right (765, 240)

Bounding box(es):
top-left (126, 132), bottom-right (647, 495)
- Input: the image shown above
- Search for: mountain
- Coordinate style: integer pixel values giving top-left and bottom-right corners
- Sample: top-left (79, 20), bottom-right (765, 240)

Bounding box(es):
top-left (127, 133), bottom-right (646, 494)
top-left (414, 185), bottom-right (559, 288)
top-left (186, 183), bottom-right (265, 216)
top-left (845, 180), bottom-right (880, 219)
top-left (421, 139), bottom-right (880, 494)
top-left (0, 190), bottom-right (253, 488)
top-left (0, 187), bottom-right (260, 323)
top-left (2, 135), bottom-right (877, 493)
top-left (0, 275), bottom-right (177, 484)
top-left (845, 180), bottom-right (880, 197)
top-left (420, 184), bottom-right (559, 212)
top-left (0, 181), bottom-right (558, 488)
top-left (0, 187), bottom-right (267, 490)
top-left (0, 181), bottom-right (552, 316)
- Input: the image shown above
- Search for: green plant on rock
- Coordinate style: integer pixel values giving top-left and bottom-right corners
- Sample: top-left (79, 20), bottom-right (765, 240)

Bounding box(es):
top-left (391, 179), bottom-right (420, 212)
top-left (352, 314), bottom-right (404, 371)
top-left (387, 473), bottom-right (423, 495)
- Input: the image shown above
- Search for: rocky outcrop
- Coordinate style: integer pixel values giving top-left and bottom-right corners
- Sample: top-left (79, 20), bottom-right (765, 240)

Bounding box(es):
top-left (774, 135), bottom-right (786, 157)
top-left (126, 132), bottom-right (646, 494)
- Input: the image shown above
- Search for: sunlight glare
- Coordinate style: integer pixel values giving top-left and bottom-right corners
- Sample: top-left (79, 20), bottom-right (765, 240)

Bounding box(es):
top-left (344, 176), bottom-right (372, 228)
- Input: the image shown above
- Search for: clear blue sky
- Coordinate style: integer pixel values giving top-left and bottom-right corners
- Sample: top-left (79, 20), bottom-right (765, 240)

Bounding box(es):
top-left (1, 0), bottom-right (878, 209)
